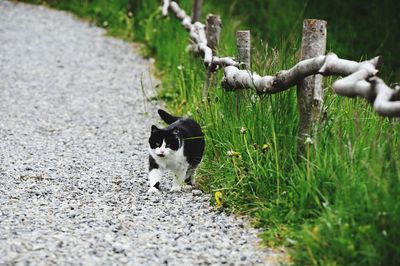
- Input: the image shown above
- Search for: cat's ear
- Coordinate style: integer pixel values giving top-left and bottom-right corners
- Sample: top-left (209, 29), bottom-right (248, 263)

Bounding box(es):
top-left (172, 127), bottom-right (180, 135)
top-left (151, 125), bottom-right (158, 133)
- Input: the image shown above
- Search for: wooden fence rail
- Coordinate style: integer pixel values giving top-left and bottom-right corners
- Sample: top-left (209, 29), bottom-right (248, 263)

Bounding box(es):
top-left (162, 0), bottom-right (400, 118)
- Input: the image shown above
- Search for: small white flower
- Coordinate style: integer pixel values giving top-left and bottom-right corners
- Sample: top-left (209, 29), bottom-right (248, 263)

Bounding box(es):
top-left (227, 150), bottom-right (240, 157)
top-left (262, 144), bottom-right (270, 152)
top-left (250, 94), bottom-right (259, 104)
top-left (382, 230), bottom-right (388, 237)
top-left (304, 137), bottom-right (314, 145)
top-left (103, 21), bottom-right (109, 27)
top-left (177, 65), bottom-right (184, 70)
top-left (128, 11), bottom-right (133, 17)
top-left (240, 127), bottom-right (247, 134)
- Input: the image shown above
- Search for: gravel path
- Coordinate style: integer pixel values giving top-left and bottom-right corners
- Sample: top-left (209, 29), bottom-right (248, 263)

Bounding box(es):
top-left (0, 1), bottom-right (281, 265)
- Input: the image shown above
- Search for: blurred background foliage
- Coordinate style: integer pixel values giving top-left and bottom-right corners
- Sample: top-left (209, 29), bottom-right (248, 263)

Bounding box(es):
top-left (228, 0), bottom-right (400, 80)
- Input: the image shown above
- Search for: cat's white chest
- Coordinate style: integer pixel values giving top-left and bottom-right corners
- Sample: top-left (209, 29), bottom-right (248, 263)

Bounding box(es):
top-left (150, 145), bottom-right (188, 174)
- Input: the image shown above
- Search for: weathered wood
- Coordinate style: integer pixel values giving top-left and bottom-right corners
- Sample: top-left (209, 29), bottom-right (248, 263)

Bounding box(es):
top-left (203, 14), bottom-right (222, 100)
top-left (296, 19), bottom-right (327, 154)
top-left (165, 1), bottom-right (240, 68)
top-left (162, 0), bottom-right (170, 16)
top-left (206, 14), bottom-right (221, 52)
top-left (211, 56), bottom-right (239, 68)
top-left (235, 31), bottom-right (251, 114)
top-left (191, 0), bottom-right (203, 23)
top-left (221, 53), bottom-right (400, 116)
top-left (163, 0), bottom-right (400, 117)
top-left (236, 31), bottom-right (251, 70)
top-left (222, 66), bottom-right (273, 91)
top-left (221, 54), bottom-right (382, 94)
top-left (371, 77), bottom-right (400, 116)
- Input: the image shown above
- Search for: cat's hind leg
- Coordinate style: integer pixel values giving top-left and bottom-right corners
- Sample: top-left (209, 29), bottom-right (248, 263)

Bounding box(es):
top-left (171, 178), bottom-right (182, 192)
top-left (171, 168), bottom-right (188, 192)
top-left (184, 165), bottom-right (196, 186)
top-left (180, 166), bottom-right (196, 192)
top-left (171, 166), bottom-right (196, 192)
top-left (148, 155), bottom-right (162, 193)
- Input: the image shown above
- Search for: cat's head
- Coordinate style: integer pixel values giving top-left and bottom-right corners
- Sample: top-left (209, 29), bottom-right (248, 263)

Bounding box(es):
top-left (149, 125), bottom-right (181, 158)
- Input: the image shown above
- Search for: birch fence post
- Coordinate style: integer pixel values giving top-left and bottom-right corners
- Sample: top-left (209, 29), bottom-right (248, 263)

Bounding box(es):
top-left (236, 30), bottom-right (251, 114)
top-left (191, 0), bottom-right (203, 23)
top-left (296, 19), bottom-right (327, 155)
top-left (236, 31), bottom-right (251, 70)
top-left (203, 14), bottom-right (222, 101)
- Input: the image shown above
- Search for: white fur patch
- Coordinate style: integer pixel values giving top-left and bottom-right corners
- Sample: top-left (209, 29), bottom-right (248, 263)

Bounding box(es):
top-left (147, 186), bottom-right (161, 194)
top-left (148, 168), bottom-right (162, 187)
top-left (149, 142), bottom-right (190, 189)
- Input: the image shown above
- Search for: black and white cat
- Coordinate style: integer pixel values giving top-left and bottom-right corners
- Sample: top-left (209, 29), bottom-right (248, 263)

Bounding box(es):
top-left (147, 109), bottom-right (205, 193)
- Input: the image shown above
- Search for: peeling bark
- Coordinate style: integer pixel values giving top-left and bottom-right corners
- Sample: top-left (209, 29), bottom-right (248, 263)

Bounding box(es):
top-left (206, 14), bottom-right (221, 51)
top-left (222, 66), bottom-right (274, 92)
top-left (191, 0), bottom-right (204, 23)
top-left (297, 19), bottom-right (327, 152)
top-left (371, 77), bottom-right (400, 116)
top-left (203, 14), bottom-right (222, 100)
top-left (236, 31), bottom-right (251, 70)
top-left (211, 57), bottom-right (240, 68)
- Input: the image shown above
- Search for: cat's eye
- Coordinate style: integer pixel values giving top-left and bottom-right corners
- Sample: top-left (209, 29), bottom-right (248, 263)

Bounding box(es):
top-left (155, 142), bottom-right (160, 146)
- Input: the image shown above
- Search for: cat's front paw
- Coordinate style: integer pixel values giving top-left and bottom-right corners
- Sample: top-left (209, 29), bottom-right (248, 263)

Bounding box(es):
top-left (147, 187), bottom-right (161, 194)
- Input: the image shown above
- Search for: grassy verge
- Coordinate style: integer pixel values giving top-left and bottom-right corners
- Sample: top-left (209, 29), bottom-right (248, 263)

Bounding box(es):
top-left (21, 0), bottom-right (400, 265)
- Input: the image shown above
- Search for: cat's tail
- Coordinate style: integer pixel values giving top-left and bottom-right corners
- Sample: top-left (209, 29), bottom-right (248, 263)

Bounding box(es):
top-left (158, 109), bottom-right (180, 124)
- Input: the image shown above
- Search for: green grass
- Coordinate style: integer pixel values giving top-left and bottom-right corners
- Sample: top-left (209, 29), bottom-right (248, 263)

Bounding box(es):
top-left (21, 0), bottom-right (400, 265)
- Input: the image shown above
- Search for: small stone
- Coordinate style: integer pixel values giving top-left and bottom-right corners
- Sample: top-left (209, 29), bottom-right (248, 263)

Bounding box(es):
top-left (112, 243), bottom-right (126, 253)
top-left (192, 189), bottom-right (202, 196)
top-left (151, 197), bottom-right (160, 204)
top-left (238, 240), bottom-right (247, 245)
top-left (10, 243), bottom-right (23, 253)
